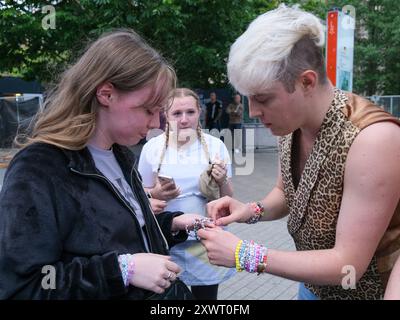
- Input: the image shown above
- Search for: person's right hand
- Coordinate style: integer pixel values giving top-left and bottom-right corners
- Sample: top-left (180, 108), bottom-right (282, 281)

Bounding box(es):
top-left (206, 196), bottom-right (253, 226)
top-left (129, 253), bottom-right (181, 294)
top-left (150, 179), bottom-right (181, 201)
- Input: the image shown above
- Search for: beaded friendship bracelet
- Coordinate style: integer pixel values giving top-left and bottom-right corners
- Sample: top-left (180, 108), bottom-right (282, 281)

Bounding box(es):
top-left (186, 217), bottom-right (214, 240)
top-left (235, 240), bottom-right (268, 275)
top-left (118, 254), bottom-right (135, 286)
top-left (246, 201), bottom-right (265, 224)
top-left (235, 240), bottom-right (243, 272)
top-left (257, 247), bottom-right (268, 275)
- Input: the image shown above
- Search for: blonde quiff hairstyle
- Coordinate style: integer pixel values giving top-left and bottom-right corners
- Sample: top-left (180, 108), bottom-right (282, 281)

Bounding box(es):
top-left (19, 29), bottom-right (176, 150)
top-left (228, 4), bottom-right (327, 95)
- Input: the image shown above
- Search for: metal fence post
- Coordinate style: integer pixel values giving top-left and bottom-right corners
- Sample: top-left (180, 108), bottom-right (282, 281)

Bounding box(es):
top-left (390, 96), bottom-right (393, 115)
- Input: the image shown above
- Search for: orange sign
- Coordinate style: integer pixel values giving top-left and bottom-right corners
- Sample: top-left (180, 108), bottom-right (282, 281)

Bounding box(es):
top-left (326, 11), bottom-right (338, 86)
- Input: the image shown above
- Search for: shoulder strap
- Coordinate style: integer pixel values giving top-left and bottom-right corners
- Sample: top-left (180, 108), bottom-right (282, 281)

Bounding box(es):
top-left (342, 93), bottom-right (400, 130)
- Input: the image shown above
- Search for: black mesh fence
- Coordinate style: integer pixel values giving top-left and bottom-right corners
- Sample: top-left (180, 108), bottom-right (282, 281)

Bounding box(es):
top-left (0, 97), bottom-right (40, 148)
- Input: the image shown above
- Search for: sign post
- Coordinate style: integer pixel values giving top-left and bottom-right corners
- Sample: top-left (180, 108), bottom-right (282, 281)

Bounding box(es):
top-left (326, 9), bottom-right (355, 92)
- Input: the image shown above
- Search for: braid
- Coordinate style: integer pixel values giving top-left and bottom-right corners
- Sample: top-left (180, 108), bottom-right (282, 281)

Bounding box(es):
top-left (157, 122), bottom-right (170, 173)
top-left (165, 122), bottom-right (170, 148)
top-left (197, 124), bottom-right (211, 163)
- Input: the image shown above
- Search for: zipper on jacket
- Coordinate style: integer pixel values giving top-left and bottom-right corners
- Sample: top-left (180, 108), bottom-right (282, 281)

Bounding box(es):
top-left (130, 165), bottom-right (169, 251)
top-left (70, 167), bottom-right (151, 253)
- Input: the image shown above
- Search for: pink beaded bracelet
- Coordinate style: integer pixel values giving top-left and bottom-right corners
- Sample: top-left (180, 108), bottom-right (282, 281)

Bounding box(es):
top-left (126, 255), bottom-right (135, 285)
top-left (246, 202), bottom-right (265, 224)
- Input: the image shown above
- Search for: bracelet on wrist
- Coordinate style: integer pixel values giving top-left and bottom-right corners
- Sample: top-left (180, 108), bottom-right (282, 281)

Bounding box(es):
top-left (118, 254), bottom-right (135, 286)
top-left (237, 240), bottom-right (268, 274)
top-left (257, 247), bottom-right (268, 275)
top-left (245, 201), bottom-right (265, 224)
top-left (235, 240), bottom-right (244, 272)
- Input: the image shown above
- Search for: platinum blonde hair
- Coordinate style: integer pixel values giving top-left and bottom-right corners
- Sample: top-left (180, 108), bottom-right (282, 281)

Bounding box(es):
top-left (228, 4), bottom-right (327, 95)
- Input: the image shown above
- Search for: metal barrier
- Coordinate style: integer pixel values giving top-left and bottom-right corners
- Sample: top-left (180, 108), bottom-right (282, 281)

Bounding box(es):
top-left (367, 95), bottom-right (400, 118)
top-left (0, 96), bottom-right (42, 148)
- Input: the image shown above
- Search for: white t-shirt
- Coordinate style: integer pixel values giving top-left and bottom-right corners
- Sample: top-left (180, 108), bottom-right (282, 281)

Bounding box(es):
top-left (138, 133), bottom-right (232, 216)
top-left (88, 144), bottom-right (149, 250)
top-left (138, 133), bottom-right (236, 285)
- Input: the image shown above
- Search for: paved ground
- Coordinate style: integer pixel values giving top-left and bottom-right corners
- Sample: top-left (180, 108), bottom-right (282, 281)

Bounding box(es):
top-left (0, 148), bottom-right (298, 300)
top-left (217, 150), bottom-right (298, 300)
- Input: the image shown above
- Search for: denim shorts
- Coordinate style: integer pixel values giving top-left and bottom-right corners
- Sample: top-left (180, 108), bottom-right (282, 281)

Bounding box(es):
top-left (298, 283), bottom-right (319, 300)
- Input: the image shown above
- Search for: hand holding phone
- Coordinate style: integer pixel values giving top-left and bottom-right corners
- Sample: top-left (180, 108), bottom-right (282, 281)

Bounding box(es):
top-left (152, 174), bottom-right (180, 200)
top-left (158, 174), bottom-right (174, 184)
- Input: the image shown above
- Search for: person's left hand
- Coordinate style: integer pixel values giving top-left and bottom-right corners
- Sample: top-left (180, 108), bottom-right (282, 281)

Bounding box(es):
top-left (149, 198), bottom-right (167, 214)
top-left (171, 213), bottom-right (211, 232)
top-left (197, 226), bottom-right (240, 268)
top-left (211, 159), bottom-right (227, 186)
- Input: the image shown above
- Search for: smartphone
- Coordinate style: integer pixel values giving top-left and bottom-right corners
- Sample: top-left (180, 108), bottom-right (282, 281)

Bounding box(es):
top-left (158, 174), bottom-right (176, 187)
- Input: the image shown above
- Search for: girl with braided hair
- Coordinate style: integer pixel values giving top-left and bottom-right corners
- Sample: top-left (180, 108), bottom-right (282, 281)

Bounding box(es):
top-left (138, 88), bottom-right (235, 300)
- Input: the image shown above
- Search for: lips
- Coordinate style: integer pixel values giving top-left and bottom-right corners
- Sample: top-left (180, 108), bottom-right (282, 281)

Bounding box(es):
top-left (179, 127), bottom-right (195, 132)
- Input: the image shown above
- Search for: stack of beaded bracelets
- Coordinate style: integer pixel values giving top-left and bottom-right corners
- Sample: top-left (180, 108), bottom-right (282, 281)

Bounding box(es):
top-left (246, 201), bottom-right (265, 224)
top-left (118, 254), bottom-right (135, 286)
top-left (234, 240), bottom-right (268, 275)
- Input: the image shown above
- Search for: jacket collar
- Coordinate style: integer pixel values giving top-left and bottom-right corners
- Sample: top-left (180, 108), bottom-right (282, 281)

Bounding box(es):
top-left (62, 144), bottom-right (136, 177)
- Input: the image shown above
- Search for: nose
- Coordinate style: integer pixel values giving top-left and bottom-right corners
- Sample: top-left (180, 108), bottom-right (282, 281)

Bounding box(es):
top-left (149, 112), bottom-right (160, 129)
top-left (180, 113), bottom-right (189, 124)
top-left (248, 98), bottom-right (263, 119)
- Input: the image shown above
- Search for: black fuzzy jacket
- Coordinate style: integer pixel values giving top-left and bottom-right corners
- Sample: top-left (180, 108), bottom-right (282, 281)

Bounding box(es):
top-left (0, 143), bottom-right (187, 299)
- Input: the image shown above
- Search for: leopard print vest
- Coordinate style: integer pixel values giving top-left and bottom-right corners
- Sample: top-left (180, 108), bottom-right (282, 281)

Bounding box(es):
top-left (279, 89), bottom-right (400, 299)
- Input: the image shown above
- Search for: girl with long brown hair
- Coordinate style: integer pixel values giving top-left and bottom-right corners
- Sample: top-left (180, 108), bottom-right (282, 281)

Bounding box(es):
top-left (0, 30), bottom-right (201, 299)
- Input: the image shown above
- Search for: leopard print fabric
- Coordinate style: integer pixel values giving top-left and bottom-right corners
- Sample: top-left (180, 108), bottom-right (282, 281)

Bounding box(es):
top-left (279, 89), bottom-right (383, 299)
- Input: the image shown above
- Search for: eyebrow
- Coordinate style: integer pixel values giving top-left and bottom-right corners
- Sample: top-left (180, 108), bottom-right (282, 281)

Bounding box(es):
top-left (252, 93), bottom-right (274, 99)
top-left (172, 107), bottom-right (196, 112)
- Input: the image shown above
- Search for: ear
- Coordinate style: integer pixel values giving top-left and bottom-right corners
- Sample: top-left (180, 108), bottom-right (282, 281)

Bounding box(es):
top-left (96, 82), bottom-right (115, 106)
top-left (298, 70), bottom-right (318, 93)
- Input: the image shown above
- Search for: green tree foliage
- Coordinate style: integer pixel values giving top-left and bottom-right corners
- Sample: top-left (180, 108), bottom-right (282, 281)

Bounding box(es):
top-left (0, 0), bottom-right (261, 88)
top-left (0, 0), bottom-right (399, 94)
top-left (318, 0), bottom-right (400, 95)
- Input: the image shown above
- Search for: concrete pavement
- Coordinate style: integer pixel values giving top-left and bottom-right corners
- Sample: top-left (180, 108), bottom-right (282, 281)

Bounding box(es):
top-left (218, 150), bottom-right (298, 300)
